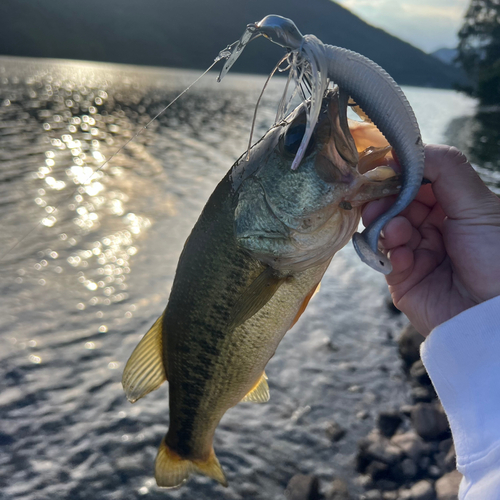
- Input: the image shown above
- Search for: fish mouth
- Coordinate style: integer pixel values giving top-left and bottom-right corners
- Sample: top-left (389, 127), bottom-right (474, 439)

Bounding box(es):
top-left (279, 89), bottom-right (358, 163)
top-left (306, 89), bottom-right (359, 185)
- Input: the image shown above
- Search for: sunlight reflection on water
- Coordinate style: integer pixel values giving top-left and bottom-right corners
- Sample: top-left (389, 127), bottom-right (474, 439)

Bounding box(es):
top-left (0, 57), bottom-right (496, 500)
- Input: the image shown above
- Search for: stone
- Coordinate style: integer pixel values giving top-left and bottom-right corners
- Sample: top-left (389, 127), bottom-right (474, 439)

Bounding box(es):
top-left (356, 453), bottom-right (371, 474)
top-left (410, 480), bottom-right (435, 500)
top-left (438, 438), bottom-right (453, 454)
top-left (357, 474), bottom-right (373, 489)
top-left (366, 460), bottom-right (390, 481)
top-left (435, 440), bottom-right (456, 473)
top-left (386, 296), bottom-right (401, 314)
top-left (326, 420), bottom-right (346, 442)
top-left (360, 430), bottom-right (381, 449)
top-left (326, 478), bottom-right (351, 500)
top-left (411, 403), bottom-right (450, 441)
top-left (435, 470), bottom-right (462, 500)
top-left (391, 431), bottom-right (430, 461)
top-left (357, 430), bottom-right (403, 474)
top-left (428, 465), bottom-right (442, 478)
top-left (398, 489), bottom-right (413, 500)
top-left (411, 386), bottom-right (436, 403)
top-left (399, 457), bottom-right (418, 480)
top-left (410, 360), bottom-right (432, 386)
top-left (285, 474), bottom-right (321, 500)
top-left (398, 324), bottom-right (424, 368)
top-left (363, 490), bottom-right (382, 500)
top-left (419, 456), bottom-right (431, 471)
top-left (443, 443), bottom-right (456, 472)
top-left (375, 480), bottom-right (398, 491)
top-left (377, 410), bottom-right (403, 438)
top-left (366, 441), bottom-right (404, 465)
top-left (382, 492), bottom-right (399, 500)
top-left (400, 404), bottom-right (415, 417)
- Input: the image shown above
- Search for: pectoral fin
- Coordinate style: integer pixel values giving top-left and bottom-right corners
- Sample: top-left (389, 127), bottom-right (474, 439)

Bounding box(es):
top-left (227, 267), bottom-right (286, 330)
top-left (122, 312), bottom-right (167, 403)
top-left (241, 372), bottom-right (270, 403)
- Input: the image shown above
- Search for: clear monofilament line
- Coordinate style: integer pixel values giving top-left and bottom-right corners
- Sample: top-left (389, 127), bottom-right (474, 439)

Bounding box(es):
top-left (245, 54), bottom-right (289, 161)
top-left (275, 55), bottom-right (294, 124)
top-left (0, 59), bottom-right (222, 262)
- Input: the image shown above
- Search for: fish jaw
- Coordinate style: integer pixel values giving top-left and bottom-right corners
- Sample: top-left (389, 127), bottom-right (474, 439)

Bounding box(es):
top-left (234, 89), bottom-right (363, 273)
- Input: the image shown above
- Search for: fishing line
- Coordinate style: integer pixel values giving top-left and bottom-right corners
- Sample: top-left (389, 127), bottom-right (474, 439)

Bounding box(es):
top-left (0, 57), bottom-right (225, 262)
top-left (245, 53), bottom-right (289, 161)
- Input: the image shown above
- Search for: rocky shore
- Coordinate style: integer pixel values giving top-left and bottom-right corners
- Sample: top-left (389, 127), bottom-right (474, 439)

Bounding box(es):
top-left (285, 322), bottom-right (462, 500)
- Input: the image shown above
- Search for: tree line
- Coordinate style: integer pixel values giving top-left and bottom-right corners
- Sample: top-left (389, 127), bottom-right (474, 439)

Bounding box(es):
top-left (457, 0), bottom-right (500, 105)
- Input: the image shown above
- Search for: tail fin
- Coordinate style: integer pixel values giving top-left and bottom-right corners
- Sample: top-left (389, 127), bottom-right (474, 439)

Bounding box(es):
top-left (155, 438), bottom-right (228, 488)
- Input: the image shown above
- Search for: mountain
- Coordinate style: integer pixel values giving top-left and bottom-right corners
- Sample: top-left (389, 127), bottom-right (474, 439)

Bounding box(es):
top-left (431, 48), bottom-right (459, 66)
top-left (0, 0), bottom-right (466, 89)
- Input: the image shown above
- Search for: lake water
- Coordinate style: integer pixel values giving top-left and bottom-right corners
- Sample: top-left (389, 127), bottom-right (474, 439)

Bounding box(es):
top-left (0, 56), bottom-right (495, 500)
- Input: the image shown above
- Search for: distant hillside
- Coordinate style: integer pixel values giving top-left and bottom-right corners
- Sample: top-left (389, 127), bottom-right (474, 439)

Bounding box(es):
top-left (431, 48), bottom-right (459, 66)
top-left (0, 0), bottom-right (466, 89)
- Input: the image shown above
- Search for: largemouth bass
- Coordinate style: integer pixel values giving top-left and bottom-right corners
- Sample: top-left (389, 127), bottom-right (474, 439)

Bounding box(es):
top-left (122, 88), bottom-right (400, 488)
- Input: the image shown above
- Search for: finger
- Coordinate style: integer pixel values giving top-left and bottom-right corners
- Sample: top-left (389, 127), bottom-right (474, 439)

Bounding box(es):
top-left (388, 246), bottom-right (446, 295)
top-left (420, 202), bottom-right (446, 235)
top-left (413, 183), bottom-right (436, 208)
top-left (362, 184), bottom-right (436, 230)
top-left (387, 245), bottom-right (414, 281)
top-left (407, 226), bottom-right (423, 251)
top-left (379, 216), bottom-right (412, 249)
top-left (363, 196), bottom-right (435, 241)
top-left (399, 199), bottom-right (434, 229)
top-left (362, 197), bottom-right (395, 227)
top-left (424, 144), bottom-right (500, 220)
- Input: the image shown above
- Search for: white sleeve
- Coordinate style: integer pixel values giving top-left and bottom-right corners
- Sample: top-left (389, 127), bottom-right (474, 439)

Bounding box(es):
top-left (420, 295), bottom-right (500, 500)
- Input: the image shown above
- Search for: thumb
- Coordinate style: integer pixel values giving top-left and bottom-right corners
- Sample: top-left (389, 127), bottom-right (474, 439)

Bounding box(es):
top-left (424, 145), bottom-right (500, 220)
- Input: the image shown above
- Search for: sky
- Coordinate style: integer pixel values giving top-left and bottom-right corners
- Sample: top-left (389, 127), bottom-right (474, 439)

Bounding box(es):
top-left (335, 0), bottom-right (470, 53)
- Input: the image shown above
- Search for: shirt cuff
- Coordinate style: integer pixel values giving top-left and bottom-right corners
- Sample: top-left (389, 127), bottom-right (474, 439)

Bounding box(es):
top-left (420, 296), bottom-right (500, 466)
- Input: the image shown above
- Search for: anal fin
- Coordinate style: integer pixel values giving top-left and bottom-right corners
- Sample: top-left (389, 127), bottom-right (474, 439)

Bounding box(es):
top-left (241, 372), bottom-right (269, 403)
top-left (122, 312), bottom-right (167, 403)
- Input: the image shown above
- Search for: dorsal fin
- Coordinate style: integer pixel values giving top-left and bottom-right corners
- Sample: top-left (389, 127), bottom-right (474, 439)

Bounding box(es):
top-left (241, 372), bottom-right (270, 403)
top-left (122, 312), bottom-right (167, 403)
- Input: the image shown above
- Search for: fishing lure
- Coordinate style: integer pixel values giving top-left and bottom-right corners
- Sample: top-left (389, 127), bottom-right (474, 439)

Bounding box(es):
top-left (219, 15), bottom-right (424, 274)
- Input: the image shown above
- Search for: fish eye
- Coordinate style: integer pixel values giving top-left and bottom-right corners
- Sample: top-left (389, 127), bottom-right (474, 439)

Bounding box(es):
top-left (280, 123), bottom-right (315, 158)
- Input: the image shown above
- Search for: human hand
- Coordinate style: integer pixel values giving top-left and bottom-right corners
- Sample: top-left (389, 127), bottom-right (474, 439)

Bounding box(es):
top-left (362, 144), bottom-right (500, 336)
